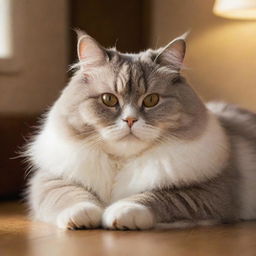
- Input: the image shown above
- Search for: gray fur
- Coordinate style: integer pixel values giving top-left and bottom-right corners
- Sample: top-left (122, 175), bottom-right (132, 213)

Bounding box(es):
top-left (26, 32), bottom-right (256, 230)
top-left (132, 161), bottom-right (240, 223)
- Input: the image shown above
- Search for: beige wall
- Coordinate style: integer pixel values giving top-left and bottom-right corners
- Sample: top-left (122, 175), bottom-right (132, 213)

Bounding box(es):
top-left (147, 0), bottom-right (256, 111)
top-left (2, 1), bottom-right (256, 114)
top-left (0, 0), bottom-right (68, 115)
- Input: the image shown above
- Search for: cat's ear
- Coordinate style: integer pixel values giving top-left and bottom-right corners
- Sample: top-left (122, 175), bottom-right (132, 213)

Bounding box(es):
top-left (155, 33), bottom-right (188, 72)
top-left (77, 31), bottom-right (108, 68)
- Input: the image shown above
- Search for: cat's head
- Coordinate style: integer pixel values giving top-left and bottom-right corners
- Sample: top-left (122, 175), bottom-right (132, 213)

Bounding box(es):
top-left (56, 31), bottom-right (207, 158)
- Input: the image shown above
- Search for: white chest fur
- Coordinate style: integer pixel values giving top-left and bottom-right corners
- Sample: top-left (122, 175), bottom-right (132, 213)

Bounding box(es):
top-left (29, 112), bottom-right (229, 205)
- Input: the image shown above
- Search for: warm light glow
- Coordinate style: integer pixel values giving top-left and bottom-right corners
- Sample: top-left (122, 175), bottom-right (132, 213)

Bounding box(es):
top-left (213, 0), bottom-right (256, 20)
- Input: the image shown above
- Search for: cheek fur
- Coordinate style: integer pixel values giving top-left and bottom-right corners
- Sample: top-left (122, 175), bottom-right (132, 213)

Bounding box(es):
top-left (99, 120), bottom-right (129, 141)
top-left (79, 100), bottom-right (120, 127)
top-left (142, 99), bottom-right (183, 128)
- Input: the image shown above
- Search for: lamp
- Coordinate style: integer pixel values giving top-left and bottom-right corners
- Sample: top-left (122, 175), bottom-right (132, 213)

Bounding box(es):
top-left (213, 0), bottom-right (256, 20)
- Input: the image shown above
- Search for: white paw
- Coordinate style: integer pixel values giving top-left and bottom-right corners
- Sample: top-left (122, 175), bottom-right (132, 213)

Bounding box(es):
top-left (56, 202), bottom-right (103, 230)
top-left (102, 201), bottom-right (155, 230)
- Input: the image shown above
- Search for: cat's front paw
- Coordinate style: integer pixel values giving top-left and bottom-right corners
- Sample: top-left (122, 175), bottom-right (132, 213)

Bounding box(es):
top-left (56, 202), bottom-right (103, 230)
top-left (102, 201), bottom-right (155, 230)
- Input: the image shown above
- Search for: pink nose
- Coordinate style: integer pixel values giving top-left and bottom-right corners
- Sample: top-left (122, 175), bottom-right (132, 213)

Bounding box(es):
top-left (122, 117), bottom-right (138, 128)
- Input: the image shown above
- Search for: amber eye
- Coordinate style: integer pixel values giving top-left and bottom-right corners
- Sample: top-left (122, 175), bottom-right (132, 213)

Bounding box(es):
top-left (101, 93), bottom-right (118, 107)
top-left (143, 94), bottom-right (159, 108)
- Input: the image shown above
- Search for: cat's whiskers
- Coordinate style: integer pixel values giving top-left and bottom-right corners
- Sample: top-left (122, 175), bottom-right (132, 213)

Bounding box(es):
top-left (84, 134), bottom-right (103, 148)
top-left (102, 125), bottom-right (129, 140)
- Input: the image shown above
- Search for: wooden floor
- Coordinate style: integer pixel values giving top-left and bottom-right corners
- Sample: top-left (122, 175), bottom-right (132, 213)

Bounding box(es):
top-left (1, 202), bottom-right (256, 256)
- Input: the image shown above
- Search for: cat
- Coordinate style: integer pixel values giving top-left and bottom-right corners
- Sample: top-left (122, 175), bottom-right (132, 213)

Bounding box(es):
top-left (25, 31), bottom-right (256, 230)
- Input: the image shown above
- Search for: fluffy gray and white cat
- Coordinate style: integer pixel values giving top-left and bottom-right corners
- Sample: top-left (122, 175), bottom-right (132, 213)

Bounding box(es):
top-left (26, 31), bottom-right (256, 230)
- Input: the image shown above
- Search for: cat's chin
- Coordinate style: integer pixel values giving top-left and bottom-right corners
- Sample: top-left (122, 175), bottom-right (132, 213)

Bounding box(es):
top-left (102, 137), bottom-right (151, 158)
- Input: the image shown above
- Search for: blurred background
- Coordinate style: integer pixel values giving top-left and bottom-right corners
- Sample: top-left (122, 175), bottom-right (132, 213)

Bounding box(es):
top-left (1, 0), bottom-right (256, 199)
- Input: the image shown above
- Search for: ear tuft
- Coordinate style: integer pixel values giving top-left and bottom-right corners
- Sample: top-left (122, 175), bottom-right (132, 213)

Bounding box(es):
top-left (155, 33), bottom-right (188, 72)
top-left (77, 32), bottom-right (107, 69)
top-left (74, 28), bottom-right (88, 40)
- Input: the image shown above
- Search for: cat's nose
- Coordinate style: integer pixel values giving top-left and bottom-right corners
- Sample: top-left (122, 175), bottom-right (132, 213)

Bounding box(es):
top-left (122, 117), bottom-right (138, 128)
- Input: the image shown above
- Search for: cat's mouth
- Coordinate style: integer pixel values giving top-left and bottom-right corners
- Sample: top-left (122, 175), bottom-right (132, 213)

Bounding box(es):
top-left (120, 132), bottom-right (141, 141)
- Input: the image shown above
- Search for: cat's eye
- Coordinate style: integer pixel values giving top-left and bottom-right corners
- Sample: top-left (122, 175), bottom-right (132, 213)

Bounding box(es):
top-left (101, 93), bottom-right (118, 107)
top-left (143, 94), bottom-right (159, 108)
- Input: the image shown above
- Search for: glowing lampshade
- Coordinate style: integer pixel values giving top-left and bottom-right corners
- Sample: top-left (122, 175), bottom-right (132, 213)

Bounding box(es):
top-left (213, 0), bottom-right (256, 20)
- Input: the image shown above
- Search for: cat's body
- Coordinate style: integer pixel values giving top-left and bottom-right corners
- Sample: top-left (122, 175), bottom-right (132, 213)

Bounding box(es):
top-left (26, 32), bottom-right (256, 229)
